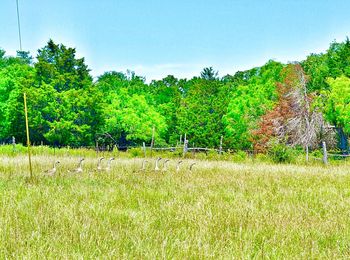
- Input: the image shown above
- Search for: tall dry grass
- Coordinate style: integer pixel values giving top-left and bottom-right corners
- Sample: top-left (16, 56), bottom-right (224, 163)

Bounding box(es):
top-left (0, 152), bottom-right (350, 258)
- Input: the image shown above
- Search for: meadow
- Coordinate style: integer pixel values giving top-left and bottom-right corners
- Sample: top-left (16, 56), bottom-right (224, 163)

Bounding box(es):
top-left (0, 146), bottom-right (350, 258)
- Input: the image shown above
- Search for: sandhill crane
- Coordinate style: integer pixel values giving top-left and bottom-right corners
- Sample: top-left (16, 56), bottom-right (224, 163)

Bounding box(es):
top-left (154, 157), bottom-right (162, 171)
top-left (105, 157), bottom-right (115, 172)
top-left (45, 160), bottom-right (60, 176)
top-left (68, 158), bottom-right (85, 174)
top-left (176, 160), bottom-right (183, 173)
top-left (189, 162), bottom-right (196, 171)
top-left (140, 159), bottom-right (148, 172)
top-left (162, 159), bottom-right (170, 172)
top-left (97, 157), bottom-right (105, 172)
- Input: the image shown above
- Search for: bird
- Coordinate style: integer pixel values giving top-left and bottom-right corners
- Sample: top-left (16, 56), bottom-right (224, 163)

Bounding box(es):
top-left (68, 158), bottom-right (85, 174)
top-left (105, 157), bottom-right (115, 172)
top-left (162, 159), bottom-right (170, 172)
top-left (189, 162), bottom-right (196, 171)
top-left (176, 160), bottom-right (183, 173)
top-left (154, 157), bottom-right (162, 171)
top-left (97, 157), bottom-right (105, 172)
top-left (140, 159), bottom-right (148, 172)
top-left (44, 160), bottom-right (60, 176)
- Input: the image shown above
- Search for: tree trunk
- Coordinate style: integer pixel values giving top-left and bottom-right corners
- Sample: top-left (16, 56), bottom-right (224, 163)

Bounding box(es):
top-left (337, 127), bottom-right (349, 154)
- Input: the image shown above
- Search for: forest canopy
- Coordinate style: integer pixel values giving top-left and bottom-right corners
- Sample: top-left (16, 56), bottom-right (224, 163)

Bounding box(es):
top-left (0, 38), bottom-right (349, 152)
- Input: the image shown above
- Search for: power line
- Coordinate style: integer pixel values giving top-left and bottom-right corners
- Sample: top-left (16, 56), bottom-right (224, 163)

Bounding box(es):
top-left (16, 0), bottom-right (22, 51)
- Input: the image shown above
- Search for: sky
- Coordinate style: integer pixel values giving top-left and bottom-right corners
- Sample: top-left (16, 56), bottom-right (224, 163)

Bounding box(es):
top-left (1, 0), bottom-right (350, 81)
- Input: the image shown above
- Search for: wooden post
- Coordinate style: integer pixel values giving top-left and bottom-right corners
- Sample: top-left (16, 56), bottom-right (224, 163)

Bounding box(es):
top-left (143, 142), bottom-right (146, 158)
top-left (305, 145), bottom-right (309, 162)
top-left (151, 126), bottom-right (155, 156)
top-left (179, 135), bottom-right (182, 145)
top-left (219, 135), bottom-right (223, 155)
top-left (12, 136), bottom-right (16, 152)
top-left (322, 141), bottom-right (328, 165)
top-left (183, 134), bottom-right (188, 157)
top-left (23, 93), bottom-right (33, 179)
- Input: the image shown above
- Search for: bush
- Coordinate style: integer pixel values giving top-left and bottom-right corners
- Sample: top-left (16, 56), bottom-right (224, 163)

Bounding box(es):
top-left (232, 150), bottom-right (248, 162)
top-left (269, 143), bottom-right (295, 163)
top-left (129, 147), bottom-right (143, 157)
top-left (207, 150), bottom-right (220, 160)
top-left (254, 153), bottom-right (269, 162)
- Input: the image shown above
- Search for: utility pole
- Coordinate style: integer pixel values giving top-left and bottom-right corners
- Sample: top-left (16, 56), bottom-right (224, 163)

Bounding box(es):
top-left (24, 93), bottom-right (33, 179)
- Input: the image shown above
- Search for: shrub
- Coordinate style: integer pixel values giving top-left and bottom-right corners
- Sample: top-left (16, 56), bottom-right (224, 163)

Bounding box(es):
top-left (232, 150), bottom-right (248, 162)
top-left (269, 143), bottom-right (295, 163)
top-left (129, 147), bottom-right (142, 158)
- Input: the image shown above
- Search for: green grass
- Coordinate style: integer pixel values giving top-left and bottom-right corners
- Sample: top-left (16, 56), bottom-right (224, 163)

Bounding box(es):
top-left (1, 153), bottom-right (350, 258)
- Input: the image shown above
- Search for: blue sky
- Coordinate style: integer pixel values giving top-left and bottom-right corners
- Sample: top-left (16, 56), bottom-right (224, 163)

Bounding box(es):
top-left (1, 0), bottom-right (350, 81)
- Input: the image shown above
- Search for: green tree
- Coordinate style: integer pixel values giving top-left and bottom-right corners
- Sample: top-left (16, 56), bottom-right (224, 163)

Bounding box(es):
top-left (200, 67), bottom-right (219, 81)
top-left (149, 75), bottom-right (182, 144)
top-left (0, 56), bottom-right (35, 143)
top-left (223, 61), bottom-right (283, 149)
top-left (103, 93), bottom-right (167, 145)
top-left (34, 39), bottom-right (102, 146)
top-left (324, 76), bottom-right (350, 151)
top-left (176, 76), bottom-right (226, 147)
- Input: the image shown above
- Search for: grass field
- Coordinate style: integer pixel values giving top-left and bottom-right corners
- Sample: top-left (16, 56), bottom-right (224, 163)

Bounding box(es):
top-left (1, 152), bottom-right (350, 258)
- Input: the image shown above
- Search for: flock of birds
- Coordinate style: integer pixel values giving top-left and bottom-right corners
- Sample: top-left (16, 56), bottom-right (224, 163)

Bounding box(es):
top-left (44, 157), bottom-right (196, 176)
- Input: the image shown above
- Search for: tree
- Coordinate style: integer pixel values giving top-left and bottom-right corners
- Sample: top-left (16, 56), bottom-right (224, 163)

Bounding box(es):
top-left (253, 64), bottom-right (329, 153)
top-left (149, 75), bottom-right (182, 144)
top-left (176, 77), bottom-right (227, 147)
top-left (33, 39), bottom-right (102, 146)
top-left (103, 94), bottom-right (167, 145)
top-left (200, 67), bottom-right (219, 81)
top-left (35, 39), bottom-right (92, 92)
top-left (223, 61), bottom-right (283, 149)
top-left (0, 57), bottom-right (35, 143)
top-left (324, 76), bottom-right (350, 152)
top-left (303, 37), bottom-right (350, 92)
top-left (97, 71), bottom-right (169, 146)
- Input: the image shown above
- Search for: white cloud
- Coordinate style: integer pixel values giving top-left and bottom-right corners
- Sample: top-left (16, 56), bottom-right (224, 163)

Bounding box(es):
top-left (92, 63), bottom-right (206, 82)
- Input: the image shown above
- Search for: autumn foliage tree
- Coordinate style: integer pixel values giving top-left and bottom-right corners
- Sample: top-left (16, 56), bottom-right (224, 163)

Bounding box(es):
top-left (253, 64), bottom-right (326, 153)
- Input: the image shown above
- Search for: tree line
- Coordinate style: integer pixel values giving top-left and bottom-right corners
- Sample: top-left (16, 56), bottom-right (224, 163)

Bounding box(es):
top-left (0, 38), bottom-right (349, 153)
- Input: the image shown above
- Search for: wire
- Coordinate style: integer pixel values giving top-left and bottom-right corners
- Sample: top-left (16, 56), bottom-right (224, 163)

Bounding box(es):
top-left (16, 0), bottom-right (22, 51)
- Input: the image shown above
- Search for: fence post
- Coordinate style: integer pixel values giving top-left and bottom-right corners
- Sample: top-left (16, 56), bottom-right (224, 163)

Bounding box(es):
top-left (322, 141), bottom-right (328, 165)
top-left (179, 135), bottom-right (182, 146)
top-left (219, 135), bottom-right (223, 155)
top-left (183, 134), bottom-right (188, 157)
top-left (143, 142), bottom-right (146, 158)
top-left (151, 126), bottom-right (155, 156)
top-left (12, 136), bottom-right (16, 152)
